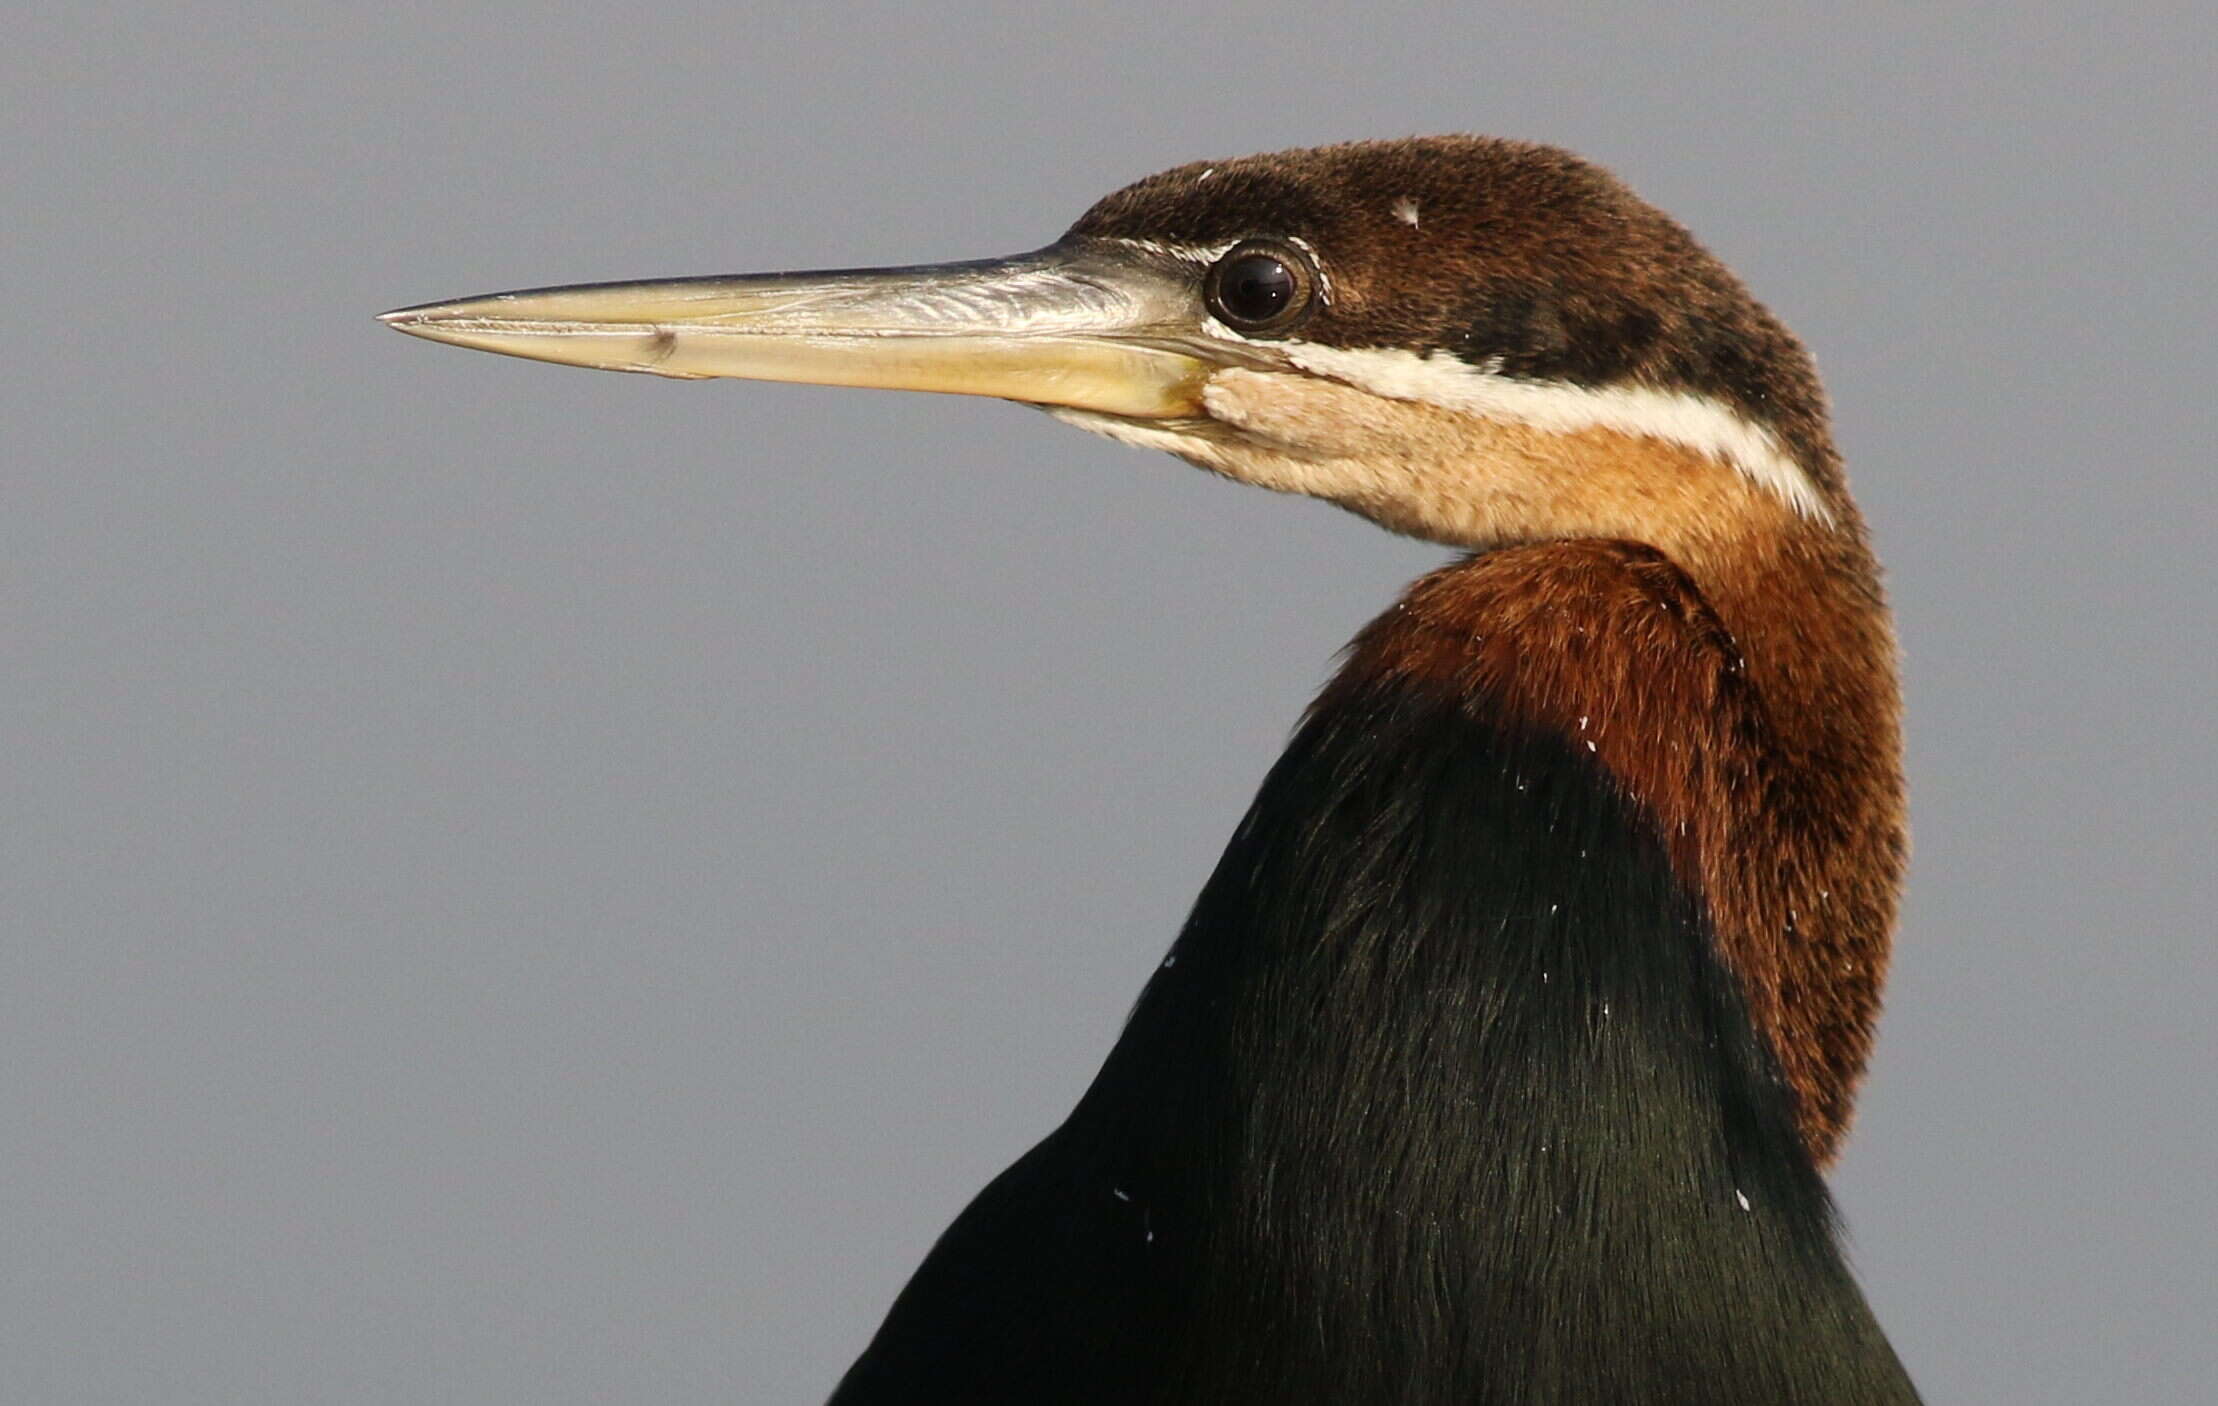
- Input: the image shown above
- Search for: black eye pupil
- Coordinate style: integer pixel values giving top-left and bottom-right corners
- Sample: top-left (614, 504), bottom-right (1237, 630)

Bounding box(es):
top-left (1205, 242), bottom-right (1314, 332)
top-left (1220, 255), bottom-right (1293, 320)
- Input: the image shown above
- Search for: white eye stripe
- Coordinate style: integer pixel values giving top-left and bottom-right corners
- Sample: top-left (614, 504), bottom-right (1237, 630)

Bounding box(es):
top-left (1281, 235), bottom-right (1332, 306)
top-left (1114, 236), bottom-right (1334, 334)
top-left (1282, 344), bottom-right (1835, 525)
top-left (1108, 236), bottom-right (1332, 308)
top-left (1107, 237), bottom-right (1239, 264)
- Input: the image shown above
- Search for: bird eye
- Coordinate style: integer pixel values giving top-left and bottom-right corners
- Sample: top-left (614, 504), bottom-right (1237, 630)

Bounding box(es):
top-left (1204, 240), bottom-right (1318, 334)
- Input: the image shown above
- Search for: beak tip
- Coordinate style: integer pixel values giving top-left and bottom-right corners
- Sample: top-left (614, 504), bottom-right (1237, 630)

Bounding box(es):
top-left (380, 306), bottom-right (469, 347)
top-left (378, 306), bottom-right (430, 329)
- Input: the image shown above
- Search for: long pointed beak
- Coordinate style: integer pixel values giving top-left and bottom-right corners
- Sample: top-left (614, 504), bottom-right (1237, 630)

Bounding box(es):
top-left (379, 241), bottom-right (1227, 420)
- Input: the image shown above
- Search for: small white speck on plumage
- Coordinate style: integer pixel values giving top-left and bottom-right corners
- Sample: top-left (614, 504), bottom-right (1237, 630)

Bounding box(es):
top-left (1161, 953), bottom-right (1177, 969)
top-left (1577, 715), bottom-right (1589, 729)
top-left (1586, 740), bottom-right (1598, 752)
top-left (1549, 903), bottom-right (1560, 914)
top-left (1197, 167), bottom-right (1215, 182)
top-left (1392, 196), bottom-right (1420, 227)
top-left (1735, 1189), bottom-right (1752, 1212)
top-left (1112, 1187), bottom-right (1131, 1202)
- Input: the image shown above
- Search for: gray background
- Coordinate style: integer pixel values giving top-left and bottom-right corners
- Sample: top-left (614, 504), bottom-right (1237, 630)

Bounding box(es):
top-left (7, 5), bottom-right (2212, 1402)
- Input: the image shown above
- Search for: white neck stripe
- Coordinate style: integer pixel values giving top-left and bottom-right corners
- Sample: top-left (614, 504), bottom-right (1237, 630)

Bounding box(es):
top-left (1282, 344), bottom-right (1834, 526)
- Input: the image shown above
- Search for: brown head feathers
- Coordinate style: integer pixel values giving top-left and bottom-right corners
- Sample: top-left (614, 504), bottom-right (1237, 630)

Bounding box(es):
top-left (1069, 135), bottom-right (1844, 513)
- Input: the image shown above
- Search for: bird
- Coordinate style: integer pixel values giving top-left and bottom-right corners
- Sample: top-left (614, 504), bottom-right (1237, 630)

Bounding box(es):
top-left (383, 135), bottom-right (1918, 1404)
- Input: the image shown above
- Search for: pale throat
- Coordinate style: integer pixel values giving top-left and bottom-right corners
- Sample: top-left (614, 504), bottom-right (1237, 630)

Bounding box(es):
top-left (1187, 365), bottom-right (1817, 557)
top-left (1053, 355), bottom-right (1888, 772)
top-left (1180, 362), bottom-right (1891, 773)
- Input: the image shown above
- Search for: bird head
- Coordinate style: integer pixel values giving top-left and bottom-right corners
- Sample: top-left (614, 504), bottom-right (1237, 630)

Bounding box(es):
top-left (384, 136), bottom-right (1847, 560)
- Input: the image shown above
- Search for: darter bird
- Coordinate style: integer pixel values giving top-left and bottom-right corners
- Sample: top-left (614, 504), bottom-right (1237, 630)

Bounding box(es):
top-left (383, 135), bottom-right (1918, 1404)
